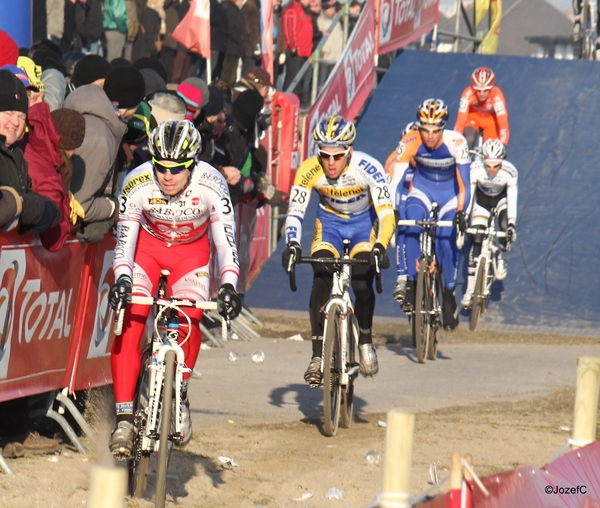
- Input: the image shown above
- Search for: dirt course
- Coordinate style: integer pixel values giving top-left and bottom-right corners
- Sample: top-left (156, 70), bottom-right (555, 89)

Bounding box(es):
top-left (0, 315), bottom-right (598, 508)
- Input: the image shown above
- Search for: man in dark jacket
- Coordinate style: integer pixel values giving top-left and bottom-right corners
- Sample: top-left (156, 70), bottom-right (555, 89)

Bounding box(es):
top-left (222, 0), bottom-right (246, 85)
top-left (74, 0), bottom-right (104, 55)
top-left (0, 70), bottom-right (60, 234)
top-left (210, 0), bottom-right (228, 80)
top-left (240, 0), bottom-right (261, 75)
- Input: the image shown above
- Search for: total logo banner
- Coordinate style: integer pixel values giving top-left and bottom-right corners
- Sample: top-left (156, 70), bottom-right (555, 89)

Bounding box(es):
top-left (377, 0), bottom-right (439, 54)
top-left (304, 1), bottom-right (377, 157)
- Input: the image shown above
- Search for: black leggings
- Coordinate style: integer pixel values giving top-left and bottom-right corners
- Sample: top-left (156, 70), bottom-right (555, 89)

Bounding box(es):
top-left (309, 250), bottom-right (375, 339)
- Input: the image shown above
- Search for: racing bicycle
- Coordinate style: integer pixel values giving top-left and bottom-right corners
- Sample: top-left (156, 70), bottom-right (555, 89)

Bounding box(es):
top-left (462, 209), bottom-right (507, 331)
top-left (398, 204), bottom-right (453, 363)
top-left (286, 240), bottom-right (382, 437)
top-left (113, 270), bottom-right (220, 508)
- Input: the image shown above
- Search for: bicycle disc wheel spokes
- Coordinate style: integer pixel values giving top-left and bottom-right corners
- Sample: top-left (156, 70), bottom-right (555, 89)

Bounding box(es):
top-left (129, 347), bottom-right (151, 498)
top-left (340, 314), bottom-right (358, 429)
top-left (414, 259), bottom-right (431, 363)
top-left (155, 350), bottom-right (176, 508)
top-left (323, 304), bottom-right (343, 437)
top-left (470, 257), bottom-right (487, 332)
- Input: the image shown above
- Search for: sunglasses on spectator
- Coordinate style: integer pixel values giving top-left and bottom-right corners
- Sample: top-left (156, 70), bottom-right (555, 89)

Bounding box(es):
top-left (152, 157), bottom-right (194, 175)
top-left (419, 126), bottom-right (443, 134)
top-left (318, 148), bottom-right (350, 161)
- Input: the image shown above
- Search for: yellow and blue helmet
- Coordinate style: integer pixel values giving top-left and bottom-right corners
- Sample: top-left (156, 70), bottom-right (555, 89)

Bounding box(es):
top-left (313, 115), bottom-right (356, 148)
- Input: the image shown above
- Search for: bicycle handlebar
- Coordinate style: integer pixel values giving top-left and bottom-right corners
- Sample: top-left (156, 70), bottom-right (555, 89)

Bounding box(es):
top-left (397, 219), bottom-right (454, 228)
top-left (287, 255), bottom-right (383, 294)
top-left (465, 227), bottom-right (507, 238)
top-left (113, 296), bottom-right (218, 335)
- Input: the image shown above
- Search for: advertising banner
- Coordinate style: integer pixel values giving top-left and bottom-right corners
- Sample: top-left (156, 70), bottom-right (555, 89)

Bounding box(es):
top-left (0, 235), bottom-right (86, 402)
top-left (303, 0), bottom-right (377, 157)
top-left (376, 0), bottom-right (439, 55)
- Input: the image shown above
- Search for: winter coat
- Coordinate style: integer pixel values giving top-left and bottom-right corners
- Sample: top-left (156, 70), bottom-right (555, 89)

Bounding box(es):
top-left (21, 102), bottom-right (71, 252)
top-left (211, 0), bottom-right (228, 53)
top-left (223, 0), bottom-right (246, 58)
top-left (162, 1), bottom-right (180, 51)
top-left (317, 12), bottom-right (343, 63)
top-left (64, 84), bottom-right (126, 223)
top-left (74, 0), bottom-right (104, 48)
top-left (0, 137), bottom-right (60, 235)
top-left (41, 69), bottom-right (66, 111)
top-left (131, 7), bottom-right (161, 61)
top-left (283, 1), bottom-right (314, 58)
top-left (103, 0), bottom-right (128, 33)
top-left (241, 0), bottom-right (261, 58)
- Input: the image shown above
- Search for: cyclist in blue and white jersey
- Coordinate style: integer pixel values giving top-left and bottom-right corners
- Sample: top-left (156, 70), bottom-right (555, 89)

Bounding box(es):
top-left (392, 99), bottom-right (471, 330)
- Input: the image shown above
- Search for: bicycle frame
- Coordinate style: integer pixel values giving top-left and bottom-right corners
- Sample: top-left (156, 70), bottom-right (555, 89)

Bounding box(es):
top-left (467, 209), bottom-right (507, 298)
top-left (321, 245), bottom-right (359, 386)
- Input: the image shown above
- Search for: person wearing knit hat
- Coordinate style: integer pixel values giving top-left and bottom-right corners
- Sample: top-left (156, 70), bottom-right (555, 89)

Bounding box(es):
top-left (17, 57), bottom-right (45, 92)
top-left (132, 57), bottom-right (169, 83)
top-left (71, 54), bottom-right (112, 88)
top-left (0, 69), bottom-right (61, 235)
top-left (140, 68), bottom-right (167, 97)
top-left (51, 108), bottom-right (86, 151)
top-left (203, 86), bottom-right (225, 118)
top-left (147, 91), bottom-right (187, 124)
top-left (177, 77), bottom-right (210, 121)
top-left (233, 88), bottom-right (264, 132)
top-left (1, 65), bottom-right (40, 93)
top-left (0, 69), bottom-right (28, 118)
top-left (103, 66), bottom-right (146, 119)
top-left (0, 31), bottom-right (19, 67)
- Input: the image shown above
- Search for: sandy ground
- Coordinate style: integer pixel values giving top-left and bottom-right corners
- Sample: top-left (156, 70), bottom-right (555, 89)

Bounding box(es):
top-left (0, 315), bottom-right (598, 508)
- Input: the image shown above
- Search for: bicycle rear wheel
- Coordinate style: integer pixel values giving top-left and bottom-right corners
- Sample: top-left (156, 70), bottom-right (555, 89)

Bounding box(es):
top-left (323, 303), bottom-right (343, 437)
top-left (470, 256), bottom-right (487, 331)
top-left (128, 345), bottom-right (152, 498)
top-left (340, 313), bottom-right (358, 429)
top-left (155, 350), bottom-right (175, 508)
top-left (414, 259), bottom-right (431, 364)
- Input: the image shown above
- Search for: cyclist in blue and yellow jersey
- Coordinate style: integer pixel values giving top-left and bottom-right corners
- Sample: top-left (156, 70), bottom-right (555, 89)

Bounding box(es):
top-left (393, 99), bottom-right (471, 330)
top-left (282, 115), bottom-right (395, 387)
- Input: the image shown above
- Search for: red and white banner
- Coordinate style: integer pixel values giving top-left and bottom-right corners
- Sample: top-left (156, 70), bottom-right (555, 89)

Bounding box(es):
top-left (376, 0), bottom-right (439, 55)
top-left (303, 0), bottom-right (377, 157)
top-left (171, 0), bottom-right (212, 59)
top-left (0, 232), bottom-right (117, 402)
top-left (261, 0), bottom-right (274, 83)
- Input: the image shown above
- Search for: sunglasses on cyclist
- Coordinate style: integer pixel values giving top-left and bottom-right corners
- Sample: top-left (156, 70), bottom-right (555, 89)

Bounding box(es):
top-left (419, 126), bottom-right (443, 134)
top-left (152, 157), bottom-right (194, 175)
top-left (318, 148), bottom-right (350, 161)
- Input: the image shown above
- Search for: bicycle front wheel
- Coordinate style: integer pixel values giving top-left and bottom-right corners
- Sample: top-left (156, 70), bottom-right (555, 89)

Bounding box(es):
top-left (427, 268), bottom-right (441, 361)
top-left (323, 303), bottom-right (343, 437)
top-left (155, 350), bottom-right (175, 508)
top-left (414, 259), bottom-right (431, 363)
top-left (470, 256), bottom-right (487, 332)
top-left (129, 346), bottom-right (152, 498)
top-left (339, 313), bottom-right (358, 429)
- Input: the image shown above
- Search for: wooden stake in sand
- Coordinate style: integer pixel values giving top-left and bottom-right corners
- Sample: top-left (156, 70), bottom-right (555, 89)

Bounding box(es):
top-left (571, 356), bottom-right (600, 449)
top-left (88, 466), bottom-right (127, 508)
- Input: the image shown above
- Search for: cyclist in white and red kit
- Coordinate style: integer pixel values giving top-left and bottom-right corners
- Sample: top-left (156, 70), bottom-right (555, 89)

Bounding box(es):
top-left (461, 139), bottom-right (518, 308)
top-left (108, 119), bottom-right (241, 457)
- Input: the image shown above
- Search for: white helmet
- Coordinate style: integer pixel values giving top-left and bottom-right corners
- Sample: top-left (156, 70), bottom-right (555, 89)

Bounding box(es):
top-left (148, 119), bottom-right (202, 161)
top-left (481, 139), bottom-right (506, 163)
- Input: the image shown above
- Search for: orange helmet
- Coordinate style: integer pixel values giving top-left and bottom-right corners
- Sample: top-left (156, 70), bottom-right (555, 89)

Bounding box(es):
top-left (471, 67), bottom-right (495, 91)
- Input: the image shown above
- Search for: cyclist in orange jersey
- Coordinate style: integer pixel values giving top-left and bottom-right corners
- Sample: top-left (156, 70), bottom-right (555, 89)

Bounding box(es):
top-left (454, 67), bottom-right (509, 149)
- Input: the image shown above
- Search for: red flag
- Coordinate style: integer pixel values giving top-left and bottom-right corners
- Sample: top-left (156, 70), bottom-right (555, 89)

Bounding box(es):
top-left (171, 0), bottom-right (211, 59)
top-left (261, 0), bottom-right (274, 82)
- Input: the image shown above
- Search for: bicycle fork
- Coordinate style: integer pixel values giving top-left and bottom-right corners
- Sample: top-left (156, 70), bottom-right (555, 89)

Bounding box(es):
top-left (144, 328), bottom-right (191, 447)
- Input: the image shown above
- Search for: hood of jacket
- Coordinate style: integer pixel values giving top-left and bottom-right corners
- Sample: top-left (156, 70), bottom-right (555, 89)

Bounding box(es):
top-left (64, 84), bottom-right (126, 142)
